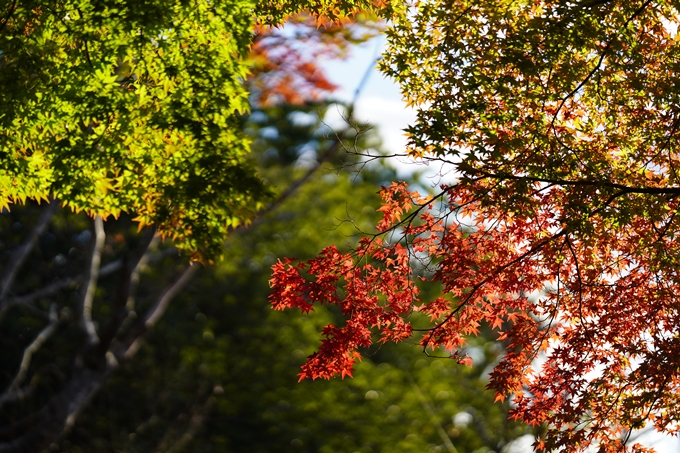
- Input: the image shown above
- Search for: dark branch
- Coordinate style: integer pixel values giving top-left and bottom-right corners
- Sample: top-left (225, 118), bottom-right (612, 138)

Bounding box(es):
top-left (470, 170), bottom-right (680, 196)
top-left (0, 200), bottom-right (59, 301)
top-left (121, 263), bottom-right (199, 361)
top-left (1, 305), bottom-right (60, 396)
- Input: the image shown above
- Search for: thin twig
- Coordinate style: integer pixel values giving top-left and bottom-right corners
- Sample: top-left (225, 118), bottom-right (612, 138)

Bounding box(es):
top-left (244, 50), bottom-right (378, 230)
top-left (470, 170), bottom-right (680, 196)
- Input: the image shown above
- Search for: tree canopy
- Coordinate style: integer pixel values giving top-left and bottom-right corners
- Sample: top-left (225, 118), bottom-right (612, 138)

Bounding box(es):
top-left (0, 3), bottom-right (410, 451)
top-left (0, 0), bottom-right (395, 262)
top-left (270, 1), bottom-right (680, 452)
top-left (1, 0), bottom-right (258, 261)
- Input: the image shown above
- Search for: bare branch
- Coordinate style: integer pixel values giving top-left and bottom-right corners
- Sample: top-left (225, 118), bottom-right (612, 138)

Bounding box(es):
top-left (0, 200), bottom-right (59, 301)
top-left (94, 231), bottom-right (158, 357)
top-left (156, 396), bottom-right (216, 453)
top-left (0, 366), bottom-right (113, 453)
top-left (127, 234), bottom-right (160, 311)
top-left (243, 54), bottom-right (377, 231)
top-left (0, 320), bottom-right (123, 453)
top-left (3, 304), bottom-right (59, 395)
top-left (0, 247), bottom-right (177, 317)
top-left (255, 140), bottom-right (345, 224)
top-left (80, 216), bottom-right (105, 346)
top-left (143, 263), bottom-right (197, 329)
top-left (123, 263), bottom-right (199, 360)
top-left (0, 383), bottom-right (35, 409)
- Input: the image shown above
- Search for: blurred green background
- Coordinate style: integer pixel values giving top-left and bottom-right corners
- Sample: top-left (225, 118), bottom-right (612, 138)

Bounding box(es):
top-left (0, 97), bottom-right (534, 453)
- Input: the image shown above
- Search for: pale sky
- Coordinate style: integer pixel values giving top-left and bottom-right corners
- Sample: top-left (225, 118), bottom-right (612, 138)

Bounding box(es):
top-left (323, 36), bottom-right (417, 174)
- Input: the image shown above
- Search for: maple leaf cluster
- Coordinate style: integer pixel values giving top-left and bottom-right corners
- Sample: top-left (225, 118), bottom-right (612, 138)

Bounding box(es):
top-left (271, 177), bottom-right (680, 452)
top-left (270, 180), bottom-right (548, 381)
top-left (269, 0), bottom-right (680, 451)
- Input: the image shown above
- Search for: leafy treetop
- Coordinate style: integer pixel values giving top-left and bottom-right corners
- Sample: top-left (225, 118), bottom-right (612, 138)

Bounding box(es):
top-left (1, 0), bottom-right (263, 263)
top-left (271, 1), bottom-right (680, 452)
top-left (254, 0), bottom-right (402, 27)
top-left (0, 0), bottom-right (399, 263)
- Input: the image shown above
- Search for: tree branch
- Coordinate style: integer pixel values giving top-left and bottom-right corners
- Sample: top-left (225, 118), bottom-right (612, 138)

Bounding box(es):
top-left (243, 52), bottom-right (377, 230)
top-left (2, 304), bottom-right (59, 395)
top-left (550, 0), bottom-right (654, 154)
top-left (470, 170), bottom-right (680, 196)
top-left (122, 263), bottom-right (199, 360)
top-left (94, 230), bottom-right (158, 358)
top-left (0, 247), bottom-right (177, 316)
top-left (0, 365), bottom-right (114, 453)
top-left (0, 0), bottom-right (16, 35)
top-left (420, 228), bottom-right (568, 348)
top-left (156, 395), bottom-right (216, 453)
top-left (0, 383), bottom-right (34, 409)
top-left (254, 140), bottom-right (345, 225)
top-left (143, 263), bottom-right (197, 329)
top-left (80, 216), bottom-right (105, 346)
top-left (0, 200), bottom-right (59, 301)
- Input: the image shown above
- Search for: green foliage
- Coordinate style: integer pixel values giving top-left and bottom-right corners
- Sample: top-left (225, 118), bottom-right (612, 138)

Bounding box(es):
top-left (0, 0), bottom-right (408, 265)
top-left (0, 0), bottom-right (397, 263)
top-left (0, 0), bottom-right (273, 262)
top-left (254, 0), bottom-right (402, 27)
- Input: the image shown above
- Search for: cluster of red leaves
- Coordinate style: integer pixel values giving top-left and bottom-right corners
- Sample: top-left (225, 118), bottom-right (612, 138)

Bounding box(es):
top-left (270, 185), bottom-right (415, 379)
top-left (270, 179), bottom-right (680, 452)
top-left (270, 181), bottom-right (548, 380)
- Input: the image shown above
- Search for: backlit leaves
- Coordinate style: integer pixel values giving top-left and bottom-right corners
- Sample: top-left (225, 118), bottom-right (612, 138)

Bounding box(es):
top-left (0, 0), bottom-right (398, 262)
top-left (0, 0), bottom-right (269, 262)
top-left (271, 1), bottom-right (680, 451)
